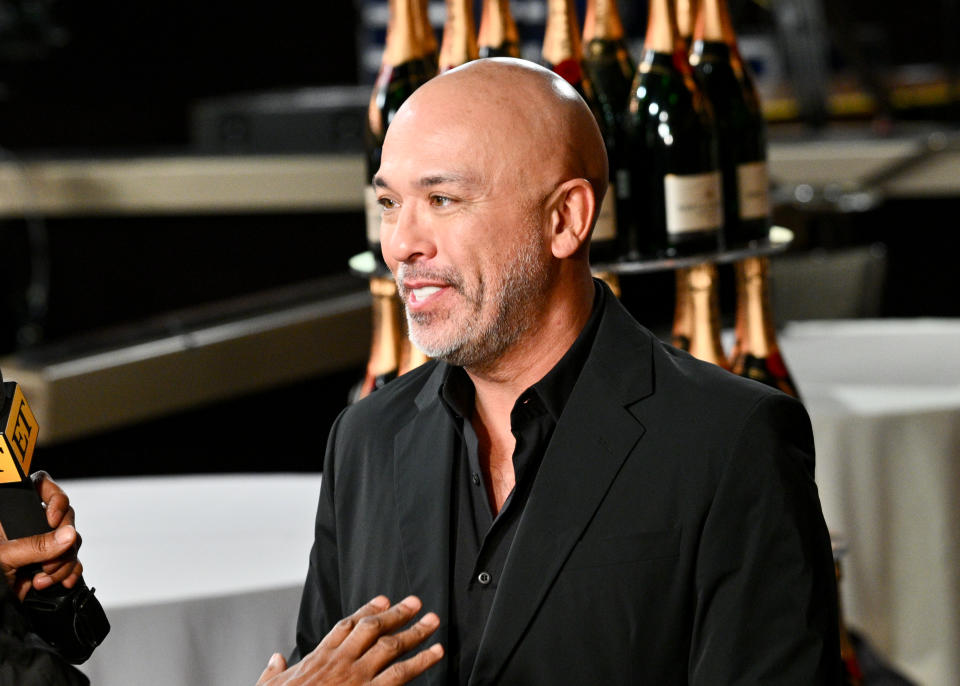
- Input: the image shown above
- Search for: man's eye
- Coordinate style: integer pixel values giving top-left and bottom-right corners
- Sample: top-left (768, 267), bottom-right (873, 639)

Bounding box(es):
top-left (430, 195), bottom-right (452, 207)
top-left (378, 197), bottom-right (397, 210)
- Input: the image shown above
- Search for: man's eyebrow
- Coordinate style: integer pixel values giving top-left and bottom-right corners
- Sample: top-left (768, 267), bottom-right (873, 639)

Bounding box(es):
top-left (417, 173), bottom-right (482, 189)
top-left (372, 174), bottom-right (390, 189)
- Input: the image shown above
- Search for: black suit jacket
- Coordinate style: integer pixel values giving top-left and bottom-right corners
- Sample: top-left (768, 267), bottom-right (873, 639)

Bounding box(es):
top-left (294, 287), bottom-right (841, 685)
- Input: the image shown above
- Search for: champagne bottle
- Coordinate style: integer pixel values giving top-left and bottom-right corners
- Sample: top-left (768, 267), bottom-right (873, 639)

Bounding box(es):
top-left (728, 256), bottom-right (799, 396)
top-left (542, 0), bottom-right (592, 98)
top-left (478, 0), bottom-right (520, 58)
top-left (357, 276), bottom-right (404, 400)
top-left (398, 335), bottom-right (431, 376)
top-left (365, 0), bottom-right (437, 270)
top-left (625, 0), bottom-right (722, 260)
top-left (690, 0), bottom-right (770, 247)
top-left (582, 0), bottom-right (635, 264)
top-left (670, 267), bottom-right (691, 351)
top-left (439, 0), bottom-right (479, 72)
top-left (676, 0), bottom-right (699, 51)
top-left (415, 0), bottom-right (440, 71)
top-left (673, 263), bottom-right (728, 368)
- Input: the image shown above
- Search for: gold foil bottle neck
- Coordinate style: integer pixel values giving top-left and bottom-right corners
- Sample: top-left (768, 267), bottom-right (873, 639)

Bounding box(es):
top-left (583, 0), bottom-right (626, 42)
top-left (676, 0), bottom-right (700, 44)
top-left (399, 337), bottom-right (431, 375)
top-left (478, 0), bottom-right (520, 56)
top-left (684, 263), bottom-right (728, 369)
top-left (362, 276), bottom-right (403, 397)
top-left (439, 0), bottom-right (479, 71)
top-left (543, 0), bottom-right (584, 67)
top-left (694, 0), bottom-right (725, 43)
top-left (642, 0), bottom-right (680, 56)
top-left (734, 256), bottom-right (776, 359)
top-left (383, 0), bottom-right (426, 66)
top-left (413, 0), bottom-right (438, 59)
top-left (672, 268), bottom-right (693, 351)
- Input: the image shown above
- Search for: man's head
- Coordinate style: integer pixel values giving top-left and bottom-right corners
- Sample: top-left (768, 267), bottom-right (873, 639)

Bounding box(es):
top-left (374, 57), bottom-right (607, 371)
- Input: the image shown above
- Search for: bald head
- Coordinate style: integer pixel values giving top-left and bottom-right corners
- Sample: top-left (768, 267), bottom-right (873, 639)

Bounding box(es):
top-left (375, 58), bottom-right (604, 374)
top-left (384, 58), bottom-right (608, 233)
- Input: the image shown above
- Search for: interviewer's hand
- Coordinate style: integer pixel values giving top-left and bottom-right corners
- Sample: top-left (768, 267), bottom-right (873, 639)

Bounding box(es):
top-left (256, 596), bottom-right (443, 686)
top-left (0, 470), bottom-right (83, 600)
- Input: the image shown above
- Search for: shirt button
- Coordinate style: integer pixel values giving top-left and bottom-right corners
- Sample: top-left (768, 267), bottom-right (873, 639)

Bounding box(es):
top-left (477, 571), bottom-right (492, 585)
top-left (472, 472), bottom-right (481, 486)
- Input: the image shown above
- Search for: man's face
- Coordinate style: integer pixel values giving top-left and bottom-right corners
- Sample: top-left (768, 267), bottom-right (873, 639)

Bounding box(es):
top-left (375, 102), bottom-right (552, 368)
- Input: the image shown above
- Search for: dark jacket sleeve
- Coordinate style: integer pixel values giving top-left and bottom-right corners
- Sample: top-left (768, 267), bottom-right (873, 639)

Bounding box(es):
top-left (0, 581), bottom-right (90, 686)
top-left (689, 393), bottom-right (842, 685)
top-left (290, 407), bottom-right (348, 663)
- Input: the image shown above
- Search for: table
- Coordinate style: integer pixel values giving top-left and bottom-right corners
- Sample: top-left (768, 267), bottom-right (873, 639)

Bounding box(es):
top-left (779, 319), bottom-right (960, 686)
top-left (62, 473), bottom-right (323, 686)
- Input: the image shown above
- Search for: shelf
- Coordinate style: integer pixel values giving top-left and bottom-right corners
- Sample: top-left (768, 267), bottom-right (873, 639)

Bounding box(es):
top-left (594, 227), bottom-right (794, 275)
top-left (347, 227), bottom-right (794, 280)
top-left (0, 279), bottom-right (371, 445)
top-left (0, 154), bottom-right (364, 217)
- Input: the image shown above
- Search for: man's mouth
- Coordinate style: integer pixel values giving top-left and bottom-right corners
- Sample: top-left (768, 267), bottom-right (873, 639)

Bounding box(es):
top-left (410, 285), bottom-right (443, 302)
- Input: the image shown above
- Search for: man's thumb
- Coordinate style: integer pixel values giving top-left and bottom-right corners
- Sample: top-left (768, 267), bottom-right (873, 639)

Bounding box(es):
top-left (2, 525), bottom-right (76, 568)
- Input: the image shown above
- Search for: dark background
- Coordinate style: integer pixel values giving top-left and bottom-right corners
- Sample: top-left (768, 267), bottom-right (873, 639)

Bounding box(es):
top-left (0, 0), bottom-right (956, 478)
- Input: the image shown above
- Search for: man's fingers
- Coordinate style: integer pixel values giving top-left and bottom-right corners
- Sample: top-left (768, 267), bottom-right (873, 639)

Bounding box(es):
top-left (361, 611), bottom-right (440, 674)
top-left (32, 471), bottom-right (72, 529)
top-left (34, 558), bottom-right (83, 590)
top-left (340, 596), bottom-right (423, 657)
top-left (0, 525), bottom-right (76, 572)
top-left (255, 652), bottom-right (286, 685)
top-left (372, 643), bottom-right (444, 686)
top-left (318, 595), bottom-right (392, 650)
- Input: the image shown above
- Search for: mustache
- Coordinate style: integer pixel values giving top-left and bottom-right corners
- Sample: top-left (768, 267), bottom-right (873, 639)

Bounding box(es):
top-left (395, 264), bottom-right (465, 295)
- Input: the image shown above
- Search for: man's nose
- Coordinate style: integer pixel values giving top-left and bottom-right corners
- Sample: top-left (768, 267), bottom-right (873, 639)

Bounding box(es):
top-left (382, 203), bottom-right (436, 264)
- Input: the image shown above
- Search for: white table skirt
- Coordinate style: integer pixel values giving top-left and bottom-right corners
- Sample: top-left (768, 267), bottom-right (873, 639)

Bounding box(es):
top-left (62, 473), bottom-right (323, 686)
top-left (780, 319), bottom-right (960, 686)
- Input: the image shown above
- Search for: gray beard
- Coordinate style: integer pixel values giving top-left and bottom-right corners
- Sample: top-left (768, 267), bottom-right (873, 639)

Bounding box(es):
top-left (401, 231), bottom-right (549, 369)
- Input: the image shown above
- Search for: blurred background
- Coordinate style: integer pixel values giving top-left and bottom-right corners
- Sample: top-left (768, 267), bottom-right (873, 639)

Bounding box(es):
top-left (0, 0), bottom-right (956, 477)
top-left (1, 2), bottom-right (958, 685)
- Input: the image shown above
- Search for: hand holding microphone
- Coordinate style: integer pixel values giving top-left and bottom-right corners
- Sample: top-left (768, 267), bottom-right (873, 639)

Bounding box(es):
top-left (0, 368), bottom-right (109, 664)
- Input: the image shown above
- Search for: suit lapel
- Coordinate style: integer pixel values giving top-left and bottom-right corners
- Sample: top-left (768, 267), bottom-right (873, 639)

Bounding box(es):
top-left (468, 293), bottom-right (656, 685)
top-left (393, 363), bottom-right (456, 686)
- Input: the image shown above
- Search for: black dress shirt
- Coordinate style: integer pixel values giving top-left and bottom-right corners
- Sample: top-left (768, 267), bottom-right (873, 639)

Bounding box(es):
top-left (438, 282), bottom-right (604, 685)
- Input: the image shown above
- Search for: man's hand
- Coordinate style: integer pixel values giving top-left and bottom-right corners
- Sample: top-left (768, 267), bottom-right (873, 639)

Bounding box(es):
top-left (256, 596), bottom-right (444, 686)
top-left (0, 470), bottom-right (83, 600)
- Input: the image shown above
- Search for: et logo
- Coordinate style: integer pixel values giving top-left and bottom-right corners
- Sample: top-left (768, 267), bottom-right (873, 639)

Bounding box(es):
top-left (0, 384), bottom-right (38, 485)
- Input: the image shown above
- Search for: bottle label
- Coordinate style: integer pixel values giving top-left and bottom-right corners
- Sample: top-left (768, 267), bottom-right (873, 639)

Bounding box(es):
top-left (664, 171), bottom-right (723, 234)
top-left (593, 189), bottom-right (617, 241)
top-left (737, 160), bottom-right (769, 220)
top-left (364, 185), bottom-right (382, 245)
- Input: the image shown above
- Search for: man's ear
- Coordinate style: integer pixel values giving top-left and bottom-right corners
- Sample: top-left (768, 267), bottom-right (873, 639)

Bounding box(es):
top-left (548, 178), bottom-right (596, 259)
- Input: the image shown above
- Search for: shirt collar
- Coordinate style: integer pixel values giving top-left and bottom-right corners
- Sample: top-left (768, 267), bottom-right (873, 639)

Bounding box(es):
top-left (439, 280), bottom-right (605, 423)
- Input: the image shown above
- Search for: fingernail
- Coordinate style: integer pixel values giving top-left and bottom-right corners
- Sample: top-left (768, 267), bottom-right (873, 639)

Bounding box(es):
top-left (269, 653), bottom-right (282, 668)
top-left (370, 595), bottom-right (390, 609)
top-left (34, 574), bottom-right (51, 588)
top-left (420, 612), bottom-right (439, 628)
top-left (400, 595), bottom-right (422, 610)
top-left (55, 525), bottom-right (75, 544)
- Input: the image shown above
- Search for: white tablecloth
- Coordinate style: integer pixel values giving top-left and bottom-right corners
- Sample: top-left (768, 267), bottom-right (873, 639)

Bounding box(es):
top-left (62, 473), bottom-right (323, 686)
top-left (780, 319), bottom-right (960, 686)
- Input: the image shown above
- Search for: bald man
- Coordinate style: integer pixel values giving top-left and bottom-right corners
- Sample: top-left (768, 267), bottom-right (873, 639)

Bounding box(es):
top-left (268, 58), bottom-right (840, 685)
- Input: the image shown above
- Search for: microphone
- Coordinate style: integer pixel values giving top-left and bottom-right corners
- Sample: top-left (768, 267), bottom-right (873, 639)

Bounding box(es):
top-left (0, 368), bottom-right (110, 664)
